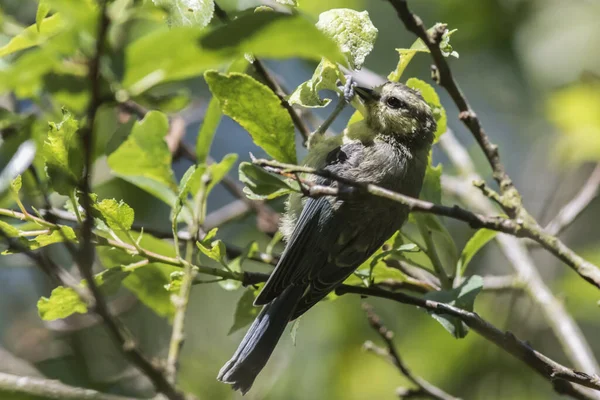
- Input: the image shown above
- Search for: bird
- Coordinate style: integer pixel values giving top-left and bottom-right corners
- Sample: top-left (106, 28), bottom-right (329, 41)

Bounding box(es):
top-left (217, 81), bottom-right (437, 394)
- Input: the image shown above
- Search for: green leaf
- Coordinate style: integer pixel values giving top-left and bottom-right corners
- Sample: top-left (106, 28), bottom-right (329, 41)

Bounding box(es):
top-left (107, 111), bottom-right (178, 206)
top-left (32, 226), bottom-right (77, 249)
top-left (196, 57), bottom-right (249, 164)
top-left (196, 98), bottom-right (222, 164)
top-left (43, 110), bottom-right (82, 195)
top-left (172, 164), bottom-right (206, 252)
top-left (424, 275), bottom-right (483, 338)
top-left (415, 162), bottom-right (458, 272)
top-left (219, 241), bottom-right (257, 291)
top-left (202, 153), bottom-right (238, 195)
top-left (239, 162), bottom-right (297, 200)
top-left (406, 78), bottom-right (447, 142)
top-left (388, 48), bottom-right (429, 82)
top-left (0, 14), bottom-right (65, 58)
top-left (37, 286), bottom-right (88, 321)
top-left (94, 199), bottom-right (135, 232)
top-left (316, 9), bottom-right (377, 70)
top-left (98, 232), bottom-right (178, 319)
top-left (153, 0), bottom-right (215, 27)
top-left (228, 287), bottom-right (259, 334)
top-left (36, 0), bottom-right (52, 32)
top-left (197, 238), bottom-right (227, 266)
top-left (124, 12), bottom-right (343, 93)
top-left (205, 71), bottom-right (297, 163)
top-left (420, 162), bottom-right (442, 204)
top-left (288, 58), bottom-right (344, 108)
top-left (94, 267), bottom-right (131, 296)
top-left (456, 229), bottom-right (497, 278)
top-left (388, 24), bottom-right (458, 82)
top-left (165, 270), bottom-right (184, 293)
top-left (10, 175), bottom-right (22, 195)
top-left (0, 221), bottom-right (21, 238)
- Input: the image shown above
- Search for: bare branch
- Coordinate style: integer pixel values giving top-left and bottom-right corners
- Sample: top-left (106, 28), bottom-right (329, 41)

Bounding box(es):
top-left (0, 371), bottom-right (139, 400)
top-left (363, 304), bottom-right (461, 400)
top-left (545, 164), bottom-right (600, 236)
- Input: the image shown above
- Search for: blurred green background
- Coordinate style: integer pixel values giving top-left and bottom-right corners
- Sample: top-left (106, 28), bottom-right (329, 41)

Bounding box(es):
top-left (0, 0), bottom-right (599, 399)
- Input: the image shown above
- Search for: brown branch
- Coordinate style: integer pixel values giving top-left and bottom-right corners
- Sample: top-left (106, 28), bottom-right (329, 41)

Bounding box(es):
top-left (337, 285), bottom-right (600, 399)
top-left (255, 158), bottom-right (600, 290)
top-left (74, 3), bottom-right (186, 400)
top-left (545, 164), bottom-right (600, 236)
top-left (387, 0), bottom-right (518, 215)
top-left (363, 304), bottom-right (461, 400)
top-left (0, 371), bottom-right (139, 400)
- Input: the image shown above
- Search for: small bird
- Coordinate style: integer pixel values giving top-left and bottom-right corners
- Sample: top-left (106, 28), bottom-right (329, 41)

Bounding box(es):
top-left (218, 81), bottom-right (436, 394)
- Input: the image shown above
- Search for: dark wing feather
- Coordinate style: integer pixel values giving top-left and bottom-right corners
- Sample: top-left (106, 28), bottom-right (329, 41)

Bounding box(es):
top-left (253, 196), bottom-right (332, 305)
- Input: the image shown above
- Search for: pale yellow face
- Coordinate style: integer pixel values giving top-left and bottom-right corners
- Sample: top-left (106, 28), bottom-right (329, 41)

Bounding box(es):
top-left (359, 82), bottom-right (436, 140)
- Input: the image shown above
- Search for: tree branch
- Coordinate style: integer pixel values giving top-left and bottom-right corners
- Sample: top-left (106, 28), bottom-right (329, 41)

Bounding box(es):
top-left (253, 158), bottom-right (600, 289)
top-left (0, 371), bottom-right (140, 400)
top-left (337, 286), bottom-right (600, 398)
top-left (387, 0), bottom-right (517, 214)
top-left (2, 208), bottom-right (598, 399)
top-left (545, 163), bottom-right (600, 236)
top-left (439, 130), bottom-right (600, 380)
top-left (73, 4), bottom-right (186, 399)
top-left (363, 304), bottom-right (461, 400)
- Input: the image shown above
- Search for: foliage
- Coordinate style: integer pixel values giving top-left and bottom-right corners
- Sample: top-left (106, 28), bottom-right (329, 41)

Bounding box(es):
top-left (2, 1), bottom-right (581, 399)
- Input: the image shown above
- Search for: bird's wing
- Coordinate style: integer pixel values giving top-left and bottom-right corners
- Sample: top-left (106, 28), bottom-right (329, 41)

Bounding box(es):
top-left (253, 195), bottom-right (332, 306)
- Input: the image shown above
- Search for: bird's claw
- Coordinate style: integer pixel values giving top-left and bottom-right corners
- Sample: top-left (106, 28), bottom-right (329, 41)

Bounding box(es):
top-left (340, 75), bottom-right (356, 103)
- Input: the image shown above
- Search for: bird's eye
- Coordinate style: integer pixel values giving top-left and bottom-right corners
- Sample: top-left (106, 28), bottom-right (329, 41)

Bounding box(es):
top-left (386, 96), bottom-right (403, 109)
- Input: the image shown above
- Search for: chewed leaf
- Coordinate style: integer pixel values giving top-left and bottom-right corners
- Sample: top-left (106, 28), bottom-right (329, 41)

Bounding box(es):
top-left (43, 110), bottom-right (82, 195)
top-left (288, 58), bottom-right (344, 108)
top-left (406, 78), bottom-right (447, 141)
top-left (205, 71), bottom-right (297, 164)
top-left (94, 199), bottom-right (135, 233)
top-left (388, 48), bottom-right (429, 82)
top-left (316, 9), bottom-right (377, 70)
top-left (37, 286), bottom-right (88, 321)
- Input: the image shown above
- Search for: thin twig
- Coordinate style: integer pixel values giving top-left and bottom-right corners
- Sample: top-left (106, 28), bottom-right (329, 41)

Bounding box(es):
top-left (363, 303), bottom-right (461, 400)
top-left (545, 164), bottom-right (600, 236)
top-left (0, 371), bottom-right (139, 400)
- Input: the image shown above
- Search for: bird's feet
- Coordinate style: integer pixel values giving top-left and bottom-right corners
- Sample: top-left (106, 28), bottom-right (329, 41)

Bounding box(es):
top-left (340, 75), bottom-right (356, 103)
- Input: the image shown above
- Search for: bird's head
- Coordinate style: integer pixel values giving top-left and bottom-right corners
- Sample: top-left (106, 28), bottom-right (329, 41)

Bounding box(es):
top-left (355, 82), bottom-right (436, 144)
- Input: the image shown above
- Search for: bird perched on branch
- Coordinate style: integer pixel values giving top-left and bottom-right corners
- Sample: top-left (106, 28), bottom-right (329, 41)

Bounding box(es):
top-left (218, 81), bottom-right (436, 394)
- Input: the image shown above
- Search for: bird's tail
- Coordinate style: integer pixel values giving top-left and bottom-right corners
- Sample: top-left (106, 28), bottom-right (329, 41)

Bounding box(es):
top-left (217, 285), bottom-right (304, 394)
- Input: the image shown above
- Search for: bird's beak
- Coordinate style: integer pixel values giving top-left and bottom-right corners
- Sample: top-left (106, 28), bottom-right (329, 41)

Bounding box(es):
top-left (355, 86), bottom-right (380, 102)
